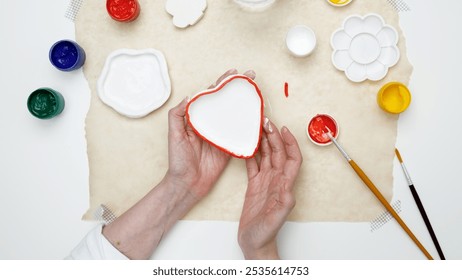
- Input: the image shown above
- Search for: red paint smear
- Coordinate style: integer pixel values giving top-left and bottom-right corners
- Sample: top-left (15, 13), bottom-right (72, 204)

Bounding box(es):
top-left (308, 114), bottom-right (338, 144)
top-left (284, 82), bottom-right (289, 98)
top-left (107, 0), bottom-right (140, 22)
top-left (185, 75), bottom-right (264, 159)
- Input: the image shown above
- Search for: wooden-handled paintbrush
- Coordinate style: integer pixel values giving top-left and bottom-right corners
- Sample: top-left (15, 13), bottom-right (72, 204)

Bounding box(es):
top-left (323, 127), bottom-right (433, 260)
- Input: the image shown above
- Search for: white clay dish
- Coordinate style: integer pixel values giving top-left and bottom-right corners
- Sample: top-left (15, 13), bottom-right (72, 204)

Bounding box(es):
top-left (186, 74), bottom-right (264, 159)
top-left (331, 13), bottom-right (400, 82)
top-left (97, 48), bottom-right (171, 118)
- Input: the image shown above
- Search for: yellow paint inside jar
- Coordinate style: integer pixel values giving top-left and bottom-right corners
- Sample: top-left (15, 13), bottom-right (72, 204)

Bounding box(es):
top-left (377, 82), bottom-right (412, 114)
top-left (327, 0), bottom-right (353, 6)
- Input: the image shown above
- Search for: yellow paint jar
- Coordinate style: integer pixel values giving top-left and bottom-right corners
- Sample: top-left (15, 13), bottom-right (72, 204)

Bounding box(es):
top-left (326, 0), bottom-right (353, 7)
top-left (377, 82), bottom-right (412, 114)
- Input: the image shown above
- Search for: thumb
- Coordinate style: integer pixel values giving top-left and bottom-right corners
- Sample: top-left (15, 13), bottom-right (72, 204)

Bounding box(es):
top-left (168, 97), bottom-right (189, 136)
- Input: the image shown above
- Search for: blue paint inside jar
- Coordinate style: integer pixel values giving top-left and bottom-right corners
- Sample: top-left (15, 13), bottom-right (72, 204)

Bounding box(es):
top-left (49, 40), bottom-right (86, 71)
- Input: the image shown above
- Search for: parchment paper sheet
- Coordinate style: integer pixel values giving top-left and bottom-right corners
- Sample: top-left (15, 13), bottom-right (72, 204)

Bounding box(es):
top-left (76, 0), bottom-right (412, 221)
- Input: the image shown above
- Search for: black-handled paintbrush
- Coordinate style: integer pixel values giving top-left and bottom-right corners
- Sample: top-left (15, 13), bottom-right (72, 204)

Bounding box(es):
top-left (395, 148), bottom-right (446, 260)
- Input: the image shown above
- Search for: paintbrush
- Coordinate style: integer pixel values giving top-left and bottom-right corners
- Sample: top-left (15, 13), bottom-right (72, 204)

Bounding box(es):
top-left (323, 127), bottom-right (434, 260)
top-left (395, 148), bottom-right (445, 260)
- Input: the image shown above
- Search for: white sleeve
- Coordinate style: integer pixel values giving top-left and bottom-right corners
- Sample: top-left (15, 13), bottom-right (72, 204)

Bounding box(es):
top-left (65, 224), bottom-right (129, 260)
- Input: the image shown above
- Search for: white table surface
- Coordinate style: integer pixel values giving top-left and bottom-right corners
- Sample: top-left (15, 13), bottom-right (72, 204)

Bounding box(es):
top-left (1, 0), bottom-right (461, 260)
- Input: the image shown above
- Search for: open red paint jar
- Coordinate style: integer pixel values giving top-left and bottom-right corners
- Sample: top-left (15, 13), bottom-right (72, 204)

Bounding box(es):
top-left (307, 114), bottom-right (339, 146)
top-left (106, 0), bottom-right (140, 22)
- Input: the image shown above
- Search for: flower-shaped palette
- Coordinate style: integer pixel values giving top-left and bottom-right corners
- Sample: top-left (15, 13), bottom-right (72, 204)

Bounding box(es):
top-left (186, 74), bottom-right (264, 158)
top-left (331, 13), bottom-right (400, 82)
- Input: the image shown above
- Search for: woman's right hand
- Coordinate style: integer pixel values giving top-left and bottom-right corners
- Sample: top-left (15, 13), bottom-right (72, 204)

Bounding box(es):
top-left (238, 119), bottom-right (303, 259)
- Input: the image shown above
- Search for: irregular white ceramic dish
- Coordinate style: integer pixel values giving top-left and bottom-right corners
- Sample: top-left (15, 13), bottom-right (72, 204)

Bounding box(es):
top-left (165, 0), bottom-right (207, 28)
top-left (97, 48), bottom-right (171, 118)
top-left (186, 74), bottom-right (264, 158)
top-left (331, 13), bottom-right (400, 82)
top-left (286, 25), bottom-right (317, 57)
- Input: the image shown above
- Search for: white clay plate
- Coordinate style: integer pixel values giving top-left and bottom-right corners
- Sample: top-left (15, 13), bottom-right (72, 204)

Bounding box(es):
top-left (286, 25), bottom-right (317, 57)
top-left (97, 49), bottom-right (171, 118)
top-left (186, 74), bottom-right (264, 158)
top-left (331, 13), bottom-right (400, 82)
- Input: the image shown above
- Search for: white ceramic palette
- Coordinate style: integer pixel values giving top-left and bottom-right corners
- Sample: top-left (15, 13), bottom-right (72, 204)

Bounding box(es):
top-left (186, 74), bottom-right (264, 158)
top-left (331, 13), bottom-right (400, 82)
top-left (97, 49), bottom-right (171, 118)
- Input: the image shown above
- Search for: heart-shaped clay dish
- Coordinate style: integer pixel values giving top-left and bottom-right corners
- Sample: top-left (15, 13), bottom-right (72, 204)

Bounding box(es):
top-left (186, 74), bottom-right (264, 158)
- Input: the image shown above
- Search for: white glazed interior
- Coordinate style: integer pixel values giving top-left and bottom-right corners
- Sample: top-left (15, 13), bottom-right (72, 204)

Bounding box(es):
top-left (187, 75), bottom-right (263, 158)
top-left (97, 48), bottom-right (171, 118)
top-left (286, 25), bottom-right (317, 57)
top-left (331, 13), bottom-right (400, 82)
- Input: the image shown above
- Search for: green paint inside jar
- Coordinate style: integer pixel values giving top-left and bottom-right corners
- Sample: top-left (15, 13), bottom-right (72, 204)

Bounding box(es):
top-left (27, 88), bottom-right (65, 119)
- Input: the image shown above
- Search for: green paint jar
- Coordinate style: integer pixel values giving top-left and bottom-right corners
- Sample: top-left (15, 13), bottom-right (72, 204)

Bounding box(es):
top-left (27, 88), bottom-right (65, 119)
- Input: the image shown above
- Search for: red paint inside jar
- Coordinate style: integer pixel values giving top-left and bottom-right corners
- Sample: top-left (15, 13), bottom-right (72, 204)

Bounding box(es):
top-left (107, 0), bottom-right (140, 22)
top-left (307, 114), bottom-right (338, 144)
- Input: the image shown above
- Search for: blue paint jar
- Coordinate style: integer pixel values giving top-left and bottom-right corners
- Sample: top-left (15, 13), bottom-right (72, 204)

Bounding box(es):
top-left (49, 40), bottom-right (86, 71)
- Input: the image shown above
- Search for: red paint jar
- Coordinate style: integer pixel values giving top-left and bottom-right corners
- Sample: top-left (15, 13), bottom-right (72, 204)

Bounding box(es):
top-left (307, 114), bottom-right (339, 146)
top-left (106, 0), bottom-right (140, 22)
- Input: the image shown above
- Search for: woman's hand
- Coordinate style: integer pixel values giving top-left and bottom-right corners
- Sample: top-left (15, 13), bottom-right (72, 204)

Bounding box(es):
top-left (165, 69), bottom-right (256, 201)
top-left (102, 69), bottom-right (256, 259)
top-left (238, 119), bottom-right (303, 259)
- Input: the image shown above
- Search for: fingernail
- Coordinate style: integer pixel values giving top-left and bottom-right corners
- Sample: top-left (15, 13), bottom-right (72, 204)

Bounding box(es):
top-left (264, 117), bottom-right (273, 133)
top-left (184, 96), bottom-right (190, 103)
top-left (225, 68), bottom-right (238, 76)
top-left (243, 70), bottom-right (256, 80)
top-left (282, 126), bottom-right (288, 133)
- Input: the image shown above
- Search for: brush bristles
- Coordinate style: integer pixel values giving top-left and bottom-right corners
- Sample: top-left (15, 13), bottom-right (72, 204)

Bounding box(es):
top-left (395, 148), bottom-right (403, 163)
